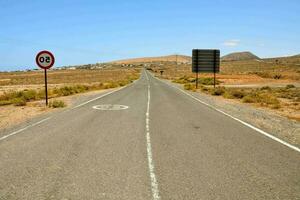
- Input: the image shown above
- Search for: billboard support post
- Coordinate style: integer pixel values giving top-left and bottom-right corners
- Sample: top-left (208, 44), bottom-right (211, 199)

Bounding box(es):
top-left (196, 70), bottom-right (198, 89)
top-left (213, 49), bottom-right (217, 88)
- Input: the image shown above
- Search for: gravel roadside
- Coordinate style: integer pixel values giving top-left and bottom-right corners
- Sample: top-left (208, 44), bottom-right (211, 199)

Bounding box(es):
top-left (164, 79), bottom-right (300, 148)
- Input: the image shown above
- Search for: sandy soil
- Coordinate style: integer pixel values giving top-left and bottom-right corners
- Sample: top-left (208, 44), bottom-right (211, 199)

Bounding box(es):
top-left (167, 80), bottom-right (300, 147)
top-left (0, 89), bottom-right (107, 131)
top-left (0, 84), bottom-right (64, 95)
top-left (162, 73), bottom-right (300, 87)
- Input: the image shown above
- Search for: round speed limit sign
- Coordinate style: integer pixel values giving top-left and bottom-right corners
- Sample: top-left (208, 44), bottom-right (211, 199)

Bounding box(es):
top-left (36, 50), bottom-right (55, 70)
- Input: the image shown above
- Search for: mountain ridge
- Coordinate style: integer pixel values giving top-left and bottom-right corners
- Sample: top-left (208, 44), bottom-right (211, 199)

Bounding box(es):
top-left (108, 52), bottom-right (300, 64)
top-left (111, 55), bottom-right (191, 64)
top-left (221, 51), bottom-right (260, 61)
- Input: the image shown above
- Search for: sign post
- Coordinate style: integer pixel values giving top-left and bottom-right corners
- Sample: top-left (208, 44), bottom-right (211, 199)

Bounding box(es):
top-left (160, 70), bottom-right (164, 76)
top-left (35, 50), bottom-right (55, 106)
top-left (192, 49), bottom-right (220, 88)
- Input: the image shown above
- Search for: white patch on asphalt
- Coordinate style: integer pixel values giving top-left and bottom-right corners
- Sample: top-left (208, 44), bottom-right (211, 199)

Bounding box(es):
top-left (150, 72), bottom-right (300, 153)
top-left (145, 71), bottom-right (161, 200)
top-left (92, 104), bottom-right (129, 110)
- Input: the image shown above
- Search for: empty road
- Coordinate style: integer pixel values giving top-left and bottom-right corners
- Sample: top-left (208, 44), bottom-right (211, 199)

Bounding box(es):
top-left (0, 69), bottom-right (299, 200)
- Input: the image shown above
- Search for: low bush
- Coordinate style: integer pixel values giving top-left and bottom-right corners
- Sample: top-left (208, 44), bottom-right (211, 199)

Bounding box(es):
top-left (286, 84), bottom-right (295, 89)
top-left (0, 100), bottom-right (12, 106)
top-left (184, 83), bottom-right (196, 91)
top-left (223, 89), bottom-right (246, 99)
top-left (253, 72), bottom-right (283, 80)
top-left (198, 77), bottom-right (221, 85)
top-left (103, 82), bottom-right (119, 89)
top-left (173, 76), bottom-right (221, 86)
top-left (48, 100), bottom-right (66, 108)
top-left (118, 80), bottom-right (130, 86)
top-left (260, 86), bottom-right (271, 91)
top-left (270, 103), bottom-right (281, 109)
top-left (173, 76), bottom-right (190, 84)
top-left (12, 97), bottom-right (27, 106)
top-left (0, 77), bottom-right (135, 107)
top-left (200, 86), bottom-right (210, 92)
top-left (242, 94), bottom-right (258, 103)
top-left (209, 87), bottom-right (226, 96)
top-left (275, 87), bottom-right (300, 100)
top-left (273, 74), bottom-right (282, 79)
top-left (259, 94), bottom-right (280, 105)
top-left (22, 89), bottom-right (38, 101)
top-left (242, 92), bottom-right (280, 108)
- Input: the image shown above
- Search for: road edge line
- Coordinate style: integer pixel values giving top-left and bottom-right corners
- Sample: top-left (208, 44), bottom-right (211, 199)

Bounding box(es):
top-left (149, 72), bottom-right (300, 153)
top-left (0, 117), bottom-right (51, 142)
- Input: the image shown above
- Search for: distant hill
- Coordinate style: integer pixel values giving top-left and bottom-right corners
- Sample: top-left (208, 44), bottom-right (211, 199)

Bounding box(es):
top-left (112, 55), bottom-right (192, 64)
top-left (222, 52), bottom-right (260, 61)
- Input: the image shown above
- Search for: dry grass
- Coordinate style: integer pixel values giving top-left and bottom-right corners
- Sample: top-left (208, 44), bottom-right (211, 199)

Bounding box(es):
top-left (0, 68), bottom-right (140, 107)
top-left (198, 85), bottom-right (300, 120)
top-left (151, 58), bottom-right (300, 84)
top-left (199, 85), bottom-right (299, 109)
top-left (113, 55), bottom-right (191, 64)
top-left (152, 60), bottom-right (300, 121)
top-left (48, 100), bottom-right (66, 108)
top-left (0, 68), bottom-right (140, 85)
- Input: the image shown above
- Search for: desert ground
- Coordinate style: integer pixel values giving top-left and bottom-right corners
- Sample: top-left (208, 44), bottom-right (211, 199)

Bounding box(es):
top-left (0, 68), bottom-right (140, 130)
top-left (0, 54), bottom-right (299, 129)
top-left (147, 56), bottom-right (300, 122)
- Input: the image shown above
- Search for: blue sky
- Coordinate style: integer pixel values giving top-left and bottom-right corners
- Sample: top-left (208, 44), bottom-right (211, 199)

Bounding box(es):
top-left (0, 0), bottom-right (300, 71)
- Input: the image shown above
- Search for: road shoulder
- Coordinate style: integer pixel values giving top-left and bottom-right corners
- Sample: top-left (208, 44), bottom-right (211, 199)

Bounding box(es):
top-left (155, 76), bottom-right (300, 148)
top-left (0, 88), bottom-right (115, 137)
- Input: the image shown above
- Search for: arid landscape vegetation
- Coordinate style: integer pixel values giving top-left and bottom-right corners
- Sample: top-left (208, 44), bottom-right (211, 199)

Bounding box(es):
top-left (0, 68), bottom-right (140, 129)
top-left (0, 68), bottom-right (140, 104)
top-left (0, 51), bottom-right (299, 129)
top-left (127, 52), bottom-right (300, 121)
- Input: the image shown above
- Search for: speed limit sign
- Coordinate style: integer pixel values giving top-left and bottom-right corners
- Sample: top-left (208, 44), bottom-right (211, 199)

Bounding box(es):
top-left (35, 50), bottom-right (55, 70)
top-left (36, 50), bottom-right (55, 106)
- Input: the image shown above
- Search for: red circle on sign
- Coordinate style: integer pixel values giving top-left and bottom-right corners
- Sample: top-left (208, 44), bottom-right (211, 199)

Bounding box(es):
top-left (36, 50), bottom-right (55, 70)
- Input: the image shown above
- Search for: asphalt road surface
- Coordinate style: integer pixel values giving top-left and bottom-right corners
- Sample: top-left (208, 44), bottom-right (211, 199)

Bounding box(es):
top-left (0, 69), bottom-right (299, 200)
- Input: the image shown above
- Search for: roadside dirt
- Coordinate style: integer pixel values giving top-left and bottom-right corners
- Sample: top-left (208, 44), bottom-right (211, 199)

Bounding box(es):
top-left (0, 89), bottom-right (107, 131)
top-left (0, 84), bottom-right (64, 95)
top-left (167, 80), bottom-right (300, 147)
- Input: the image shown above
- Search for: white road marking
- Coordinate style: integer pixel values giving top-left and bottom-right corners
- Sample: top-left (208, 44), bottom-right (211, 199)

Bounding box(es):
top-left (72, 87), bottom-right (129, 109)
top-left (92, 104), bottom-right (129, 110)
top-left (0, 117), bottom-right (51, 141)
top-left (0, 78), bottom-right (139, 142)
top-left (145, 71), bottom-right (161, 200)
top-left (149, 72), bottom-right (300, 153)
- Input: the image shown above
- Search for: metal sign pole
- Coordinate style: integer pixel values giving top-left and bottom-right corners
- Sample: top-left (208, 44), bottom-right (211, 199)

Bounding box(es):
top-left (213, 50), bottom-right (216, 88)
top-left (44, 69), bottom-right (48, 106)
top-left (214, 71), bottom-right (216, 88)
top-left (196, 70), bottom-right (198, 89)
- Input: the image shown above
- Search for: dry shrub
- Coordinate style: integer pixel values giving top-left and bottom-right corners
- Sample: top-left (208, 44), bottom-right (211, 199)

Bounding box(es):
top-left (209, 87), bottom-right (226, 96)
top-left (184, 83), bottom-right (196, 91)
top-left (0, 70), bottom-right (139, 107)
top-left (223, 89), bottom-right (246, 99)
top-left (49, 100), bottom-right (66, 108)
